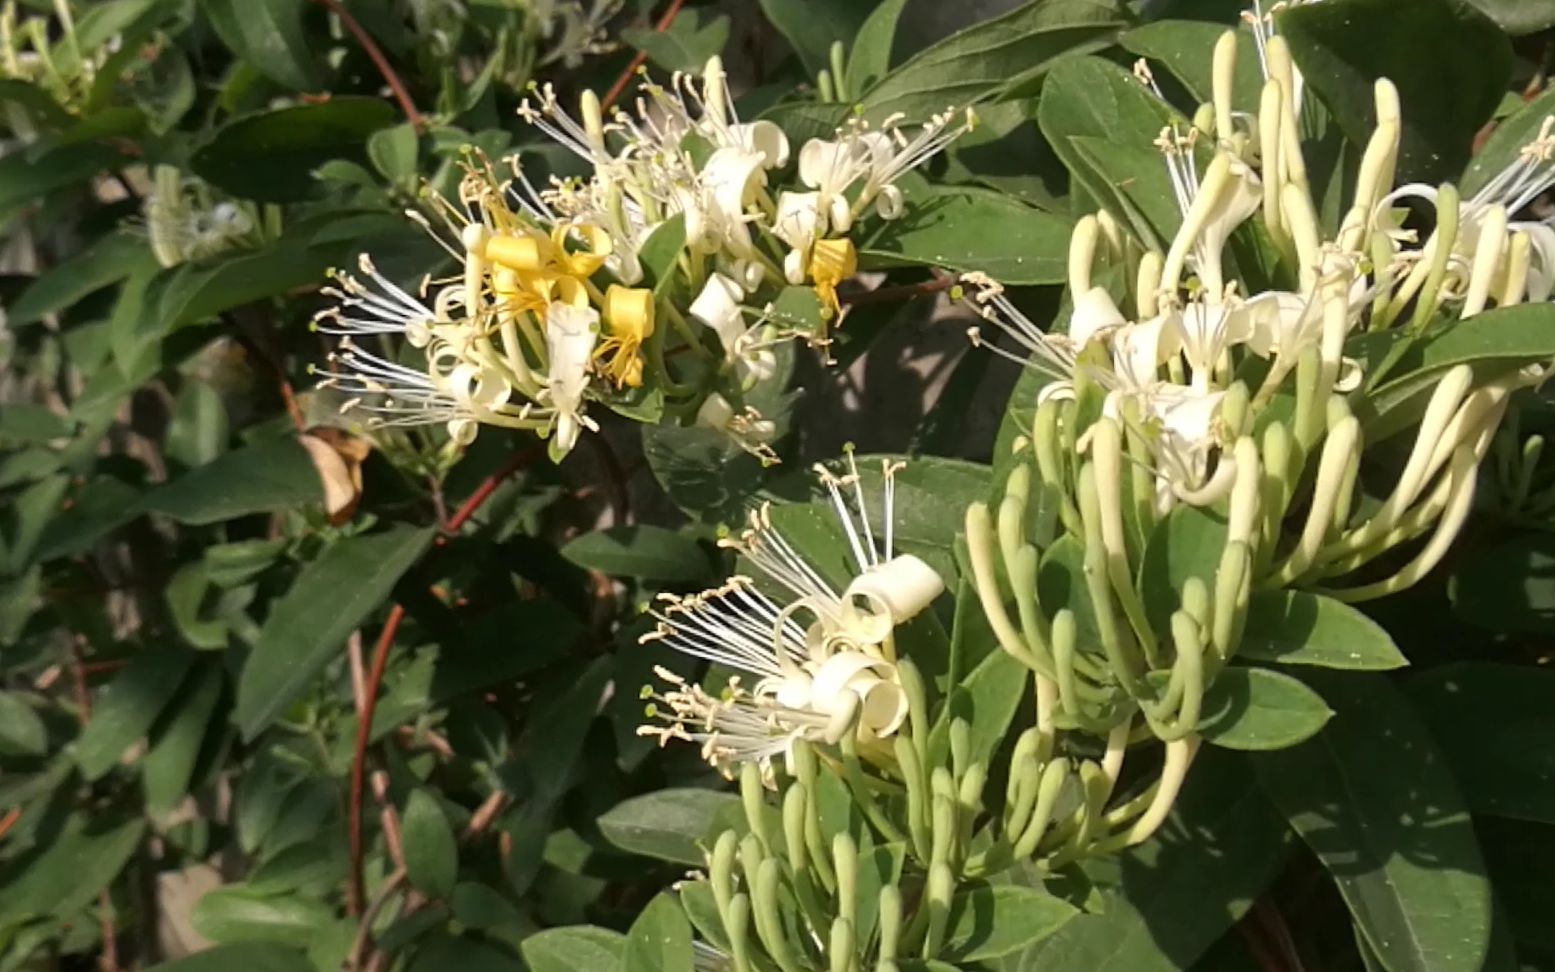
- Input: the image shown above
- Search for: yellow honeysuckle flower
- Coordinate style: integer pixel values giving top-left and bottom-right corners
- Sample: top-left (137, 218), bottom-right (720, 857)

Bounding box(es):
top-left (595, 284), bottom-right (656, 387)
top-left (809, 237), bottom-right (857, 320)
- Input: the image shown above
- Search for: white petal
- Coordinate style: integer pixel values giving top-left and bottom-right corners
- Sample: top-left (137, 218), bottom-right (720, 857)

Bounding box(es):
top-left (689, 271), bottom-right (747, 355)
top-left (1067, 287), bottom-right (1127, 347)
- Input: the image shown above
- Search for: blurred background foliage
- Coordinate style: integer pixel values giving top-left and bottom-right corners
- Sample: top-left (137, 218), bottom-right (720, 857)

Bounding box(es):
top-left (4, 0), bottom-right (1555, 970)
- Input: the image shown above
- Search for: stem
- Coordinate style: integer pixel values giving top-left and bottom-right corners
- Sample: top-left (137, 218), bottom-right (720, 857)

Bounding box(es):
top-left (841, 271), bottom-right (956, 306)
top-left (347, 448), bottom-right (535, 914)
top-left (311, 0), bottom-right (424, 129)
top-left (602, 0), bottom-right (688, 109)
top-left (347, 603), bottom-right (405, 917)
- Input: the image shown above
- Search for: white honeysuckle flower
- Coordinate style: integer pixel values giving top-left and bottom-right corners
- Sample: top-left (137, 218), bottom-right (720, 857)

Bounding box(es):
top-left (698, 146), bottom-right (769, 259)
top-left (1376, 116), bottom-right (1555, 304)
top-left (774, 190), bottom-right (825, 284)
top-left (1068, 286), bottom-right (1129, 348)
top-left (541, 301), bottom-right (600, 457)
top-left (1172, 298), bottom-right (1252, 392)
top-left (729, 453), bottom-right (945, 649)
top-left (856, 107), bottom-right (975, 218)
top-left (312, 254), bottom-right (465, 349)
top-left (1244, 254), bottom-right (1369, 389)
top-left (638, 454), bottom-right (944, 780)
top-left (799, 137), bottom-right (871, 232)
top-left (690, 272), bottom-right (777, 384)
top-left (1158, 126), bottom-right (1262, 296)
top-left (695, 392), bottom-right (779, 465)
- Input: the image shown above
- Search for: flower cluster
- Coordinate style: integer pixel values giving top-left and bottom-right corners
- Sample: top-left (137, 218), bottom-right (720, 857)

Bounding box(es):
top-left (638, 452), bottom-right (944, 782)
top-left (314, 57), bottom-right (970, 464)
top-left (954, 17), bottom-right (1553, 872)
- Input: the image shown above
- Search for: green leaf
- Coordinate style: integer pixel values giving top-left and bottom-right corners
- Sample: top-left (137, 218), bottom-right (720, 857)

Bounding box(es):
top-left (1139, 504), bottom-right (1228, 635)
top-left (623, 893), bottom-right (693, 972)
top-left (1237, 590), bottom-right (1407, 669)
top-left (1449, 534), bottom-right (1555, 636)
top-left (0, 813), bottom-right (147, 925)
top-left (561, 525), bottom-right (710, 582)
top-left (1462, 0), bottom-right (1555, 34)
top-left (0, 691), bottom-right (46, 756)
top-left (521, 926), bottom-right (626, 972)
top-left (405, 937), bottom-right (524, 971)
top-left (367, 122), bottom-right (419, 183)
top-left (33, 476), bottom-right (143, 563)
top-left (8, 231), bottom-right (156, 327)
top-left (622, 10), bottom-right (729, 74)
top-left (642, 421), bottom-right (767, 526)
top-left (1363, 303), bottom-right (1555, 439)
top-left (1197, 666), bottom-right (1333, 750)
top-left (1478, 817), bottom-right (1555, 954)
top-left (1120, 21), bottom-right (1266, 114)
top-left (1407, 662), bottom-right (1555, 825)
top-left (0, 142), bottom-right (123, 216)
top-left (597, 788), bottom-right (740, 865)
top-left (847, 0), bottom-right (908, 93)
top-left (199, 0), bottom-right (319, 91)
top-left (1459, 88), bottom-right (1555, 197)
top-left (150, 234), bottom-right (341, 331)
top-left (1007, 749), bottom-right (1289, 971)
top-left (640, 214), bottom-right (688, 294)
top-left (192, 97), bottom-right (399, 202)
top-left (1280, 0), bottom-right (1510, 182)
top-left (235, 526), bottom-right (434, 739)
top-left (74, 643), bottom-right (196, 780)
top-left (0, 403), bottom-right (72, 444)
top-left (1037, 55), bottom-right (1186, 249)
top-left (144, 944), bottom-right (313, 972)
top-left (859, 186), bottom-right (1072, 285)
top-left (191, 885), bottom-right (333, 944)
top-left (1254, 671), bottom-right (1494, 972)
top-left (143, 665), bottom-right (226, 817)
top-left (143, 436), bottom-right (323, 525)
top-left (449, 882), bottom-right (522, 930)
top-left (203, 0), bottom-right (318, 90)
top-left (402, 790), bottom-right (459, 898)
top-left (757, 0), bottom-right (872, 79)
top-left (523, 656), bottom-right (613, 800)
top-left (166, 382), bottom-right (230, 469)
top-left (945, 883), bottom-right (1079, 961)
top-left (930, 646), bottom-right (1028, 770)
top-left (856, 0), bottom-right (1126, 123)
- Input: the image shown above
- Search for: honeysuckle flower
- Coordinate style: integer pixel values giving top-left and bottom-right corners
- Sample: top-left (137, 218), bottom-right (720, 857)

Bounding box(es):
top-left (696, 392), bottom-right (779, 464)
top-left (774, 190), bottom-right (825, 284)
top-left (810, 237), bottom-right (858, 319)
top-left (727, 454), bottom-right (945, 648)
top-left (1376, 116), bottom-right (1555, 305)
top-left (1157, 126), bottom-right (1262, 296)
top-left (1171, 297), bottom-right (1252, 392)
top-left (798, 108), bottom-right (974, 231)
top-left (690, 271), bottom-right (778, 385)
top-left (637, 454), bottom-right (944, 780)
top-left (595, 284), bottom-right (655, 388)
top-left (540, 302), bottom-right (600, 458)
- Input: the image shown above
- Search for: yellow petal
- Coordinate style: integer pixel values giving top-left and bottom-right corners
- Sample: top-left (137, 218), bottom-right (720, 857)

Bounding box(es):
top-left (485, 232), bottom-right (550, 272)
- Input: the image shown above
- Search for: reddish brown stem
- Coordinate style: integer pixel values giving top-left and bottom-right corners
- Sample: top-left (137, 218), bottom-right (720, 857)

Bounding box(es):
top-left (346, 449), bottom-right (533, 915)
top-left (841, 271), bottom-right (957, 306)
top-left (312, 0), bottom-right (424, 130)
top-left (601, 0), bottom-right (688, 109)
top-left (347, 603), bottom-right (405, 917)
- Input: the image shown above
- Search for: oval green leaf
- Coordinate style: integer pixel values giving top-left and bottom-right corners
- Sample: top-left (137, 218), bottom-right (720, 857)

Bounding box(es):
top-left (1238, 590), bottom-right (1407, 670)
top-left (1198, 666), bottom-right (1333, 751)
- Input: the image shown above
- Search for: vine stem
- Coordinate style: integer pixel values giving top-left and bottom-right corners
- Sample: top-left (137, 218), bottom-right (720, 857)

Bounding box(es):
top-left (601, 0), bottom-right (688, 109)
top-left (311, 0), bottom-right (424, 130)
top-left (346, 448), bottom-right (535, 916)
top-left (841, 270), bottom-right (957, 306)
